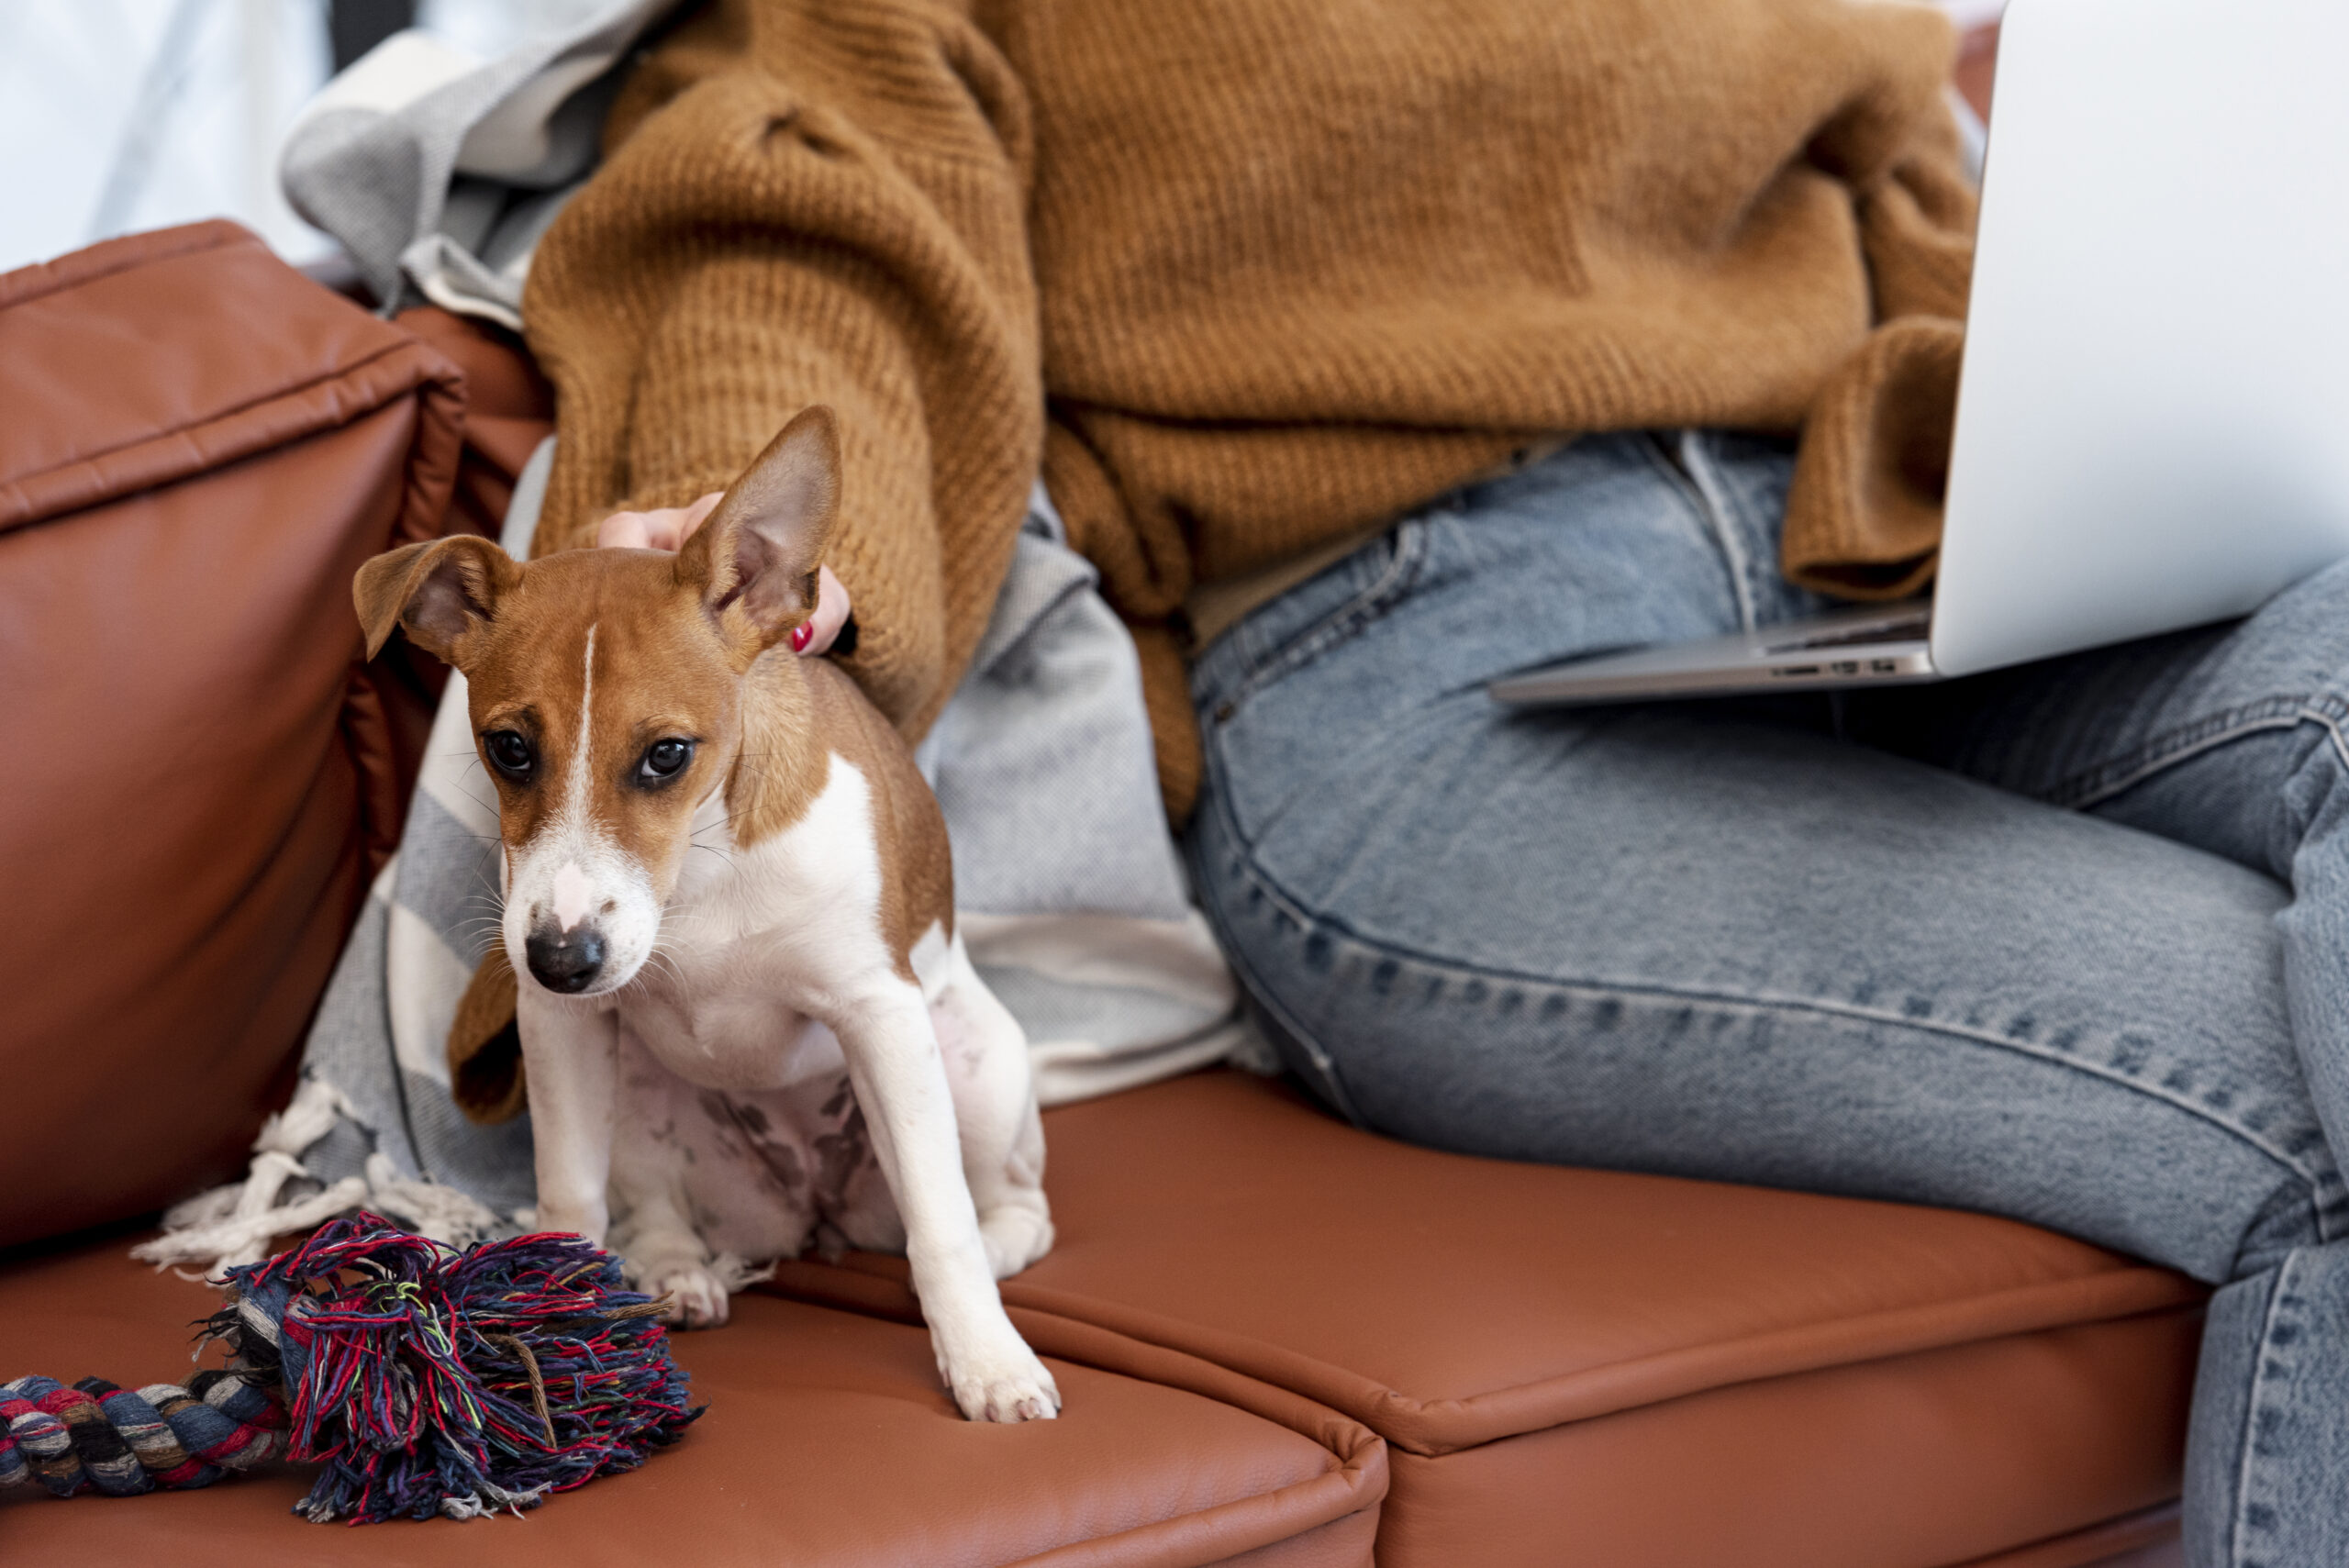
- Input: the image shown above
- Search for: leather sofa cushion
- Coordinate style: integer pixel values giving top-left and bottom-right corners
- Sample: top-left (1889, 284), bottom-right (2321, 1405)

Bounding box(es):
top-left (0, 1230), bottom-right (1381, 1566)
top-left (770, 1071), bottom-right (2203, 1568)
top-left (0, 225), bottom-right (471, 1248)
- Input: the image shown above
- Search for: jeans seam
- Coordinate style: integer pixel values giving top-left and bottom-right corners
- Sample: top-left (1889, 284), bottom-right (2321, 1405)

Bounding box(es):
top-left (1220, 845), bottom-right (2337, 1215)
top-left (2232, 1250), bottom-right (2296, 1566)
top-left (1214, 522), bottom-right (1431, 721)
top-left (1190, 775), bottom-right (1372, 1127)
top-left (2054, 697), bottom-right (2349, 811)
top-left (1670, 430), bottom-right (1762, 633)
top-left (1637, 431), bottom-right (1754, 634)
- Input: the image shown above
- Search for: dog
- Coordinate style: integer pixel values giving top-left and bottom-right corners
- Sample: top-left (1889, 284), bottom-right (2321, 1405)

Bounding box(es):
top-left (353, 407), bottom-right (1059, 1423)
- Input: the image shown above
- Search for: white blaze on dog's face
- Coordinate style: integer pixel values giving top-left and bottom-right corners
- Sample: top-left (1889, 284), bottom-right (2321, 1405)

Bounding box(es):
top-left (353, 408), bottom-right (844, 999)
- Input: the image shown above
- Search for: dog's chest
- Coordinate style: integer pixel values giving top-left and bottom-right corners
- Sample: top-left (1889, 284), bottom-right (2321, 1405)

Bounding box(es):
top-left (620, 963), bottom-right (848, 1093)
top-left (616, 758), bottom-right (895, 1093)
top-left (619, 921), bottom-right (858, 1094)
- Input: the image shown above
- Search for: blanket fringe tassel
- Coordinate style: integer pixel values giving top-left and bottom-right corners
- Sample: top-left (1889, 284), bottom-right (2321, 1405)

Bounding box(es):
top-left (133, 1079), bottom-right (505, 1279)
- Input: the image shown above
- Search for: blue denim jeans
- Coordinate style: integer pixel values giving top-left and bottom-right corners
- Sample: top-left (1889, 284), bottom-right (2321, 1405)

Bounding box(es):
top-left (1186, 431), bottom-right (2349, 1568)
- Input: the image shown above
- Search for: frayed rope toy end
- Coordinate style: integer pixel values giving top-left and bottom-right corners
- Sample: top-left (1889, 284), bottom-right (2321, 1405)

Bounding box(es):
top-left (0, 1214), bottom-right (700, 1522)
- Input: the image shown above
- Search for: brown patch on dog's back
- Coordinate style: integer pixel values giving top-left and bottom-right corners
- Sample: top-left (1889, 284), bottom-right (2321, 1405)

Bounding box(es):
top-left (726, 653), bottom-right (952, 980)
top-left (806, 660), bottom-right (955, 976)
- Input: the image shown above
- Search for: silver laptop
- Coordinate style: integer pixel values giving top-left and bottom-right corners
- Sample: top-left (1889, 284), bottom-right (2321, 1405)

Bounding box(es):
top-left (1491, 0), bottom-right (2349, 709)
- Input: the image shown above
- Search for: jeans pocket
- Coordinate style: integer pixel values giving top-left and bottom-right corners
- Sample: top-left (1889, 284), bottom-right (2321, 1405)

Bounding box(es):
top-left (1208, 519), bottom-right (1433, 726)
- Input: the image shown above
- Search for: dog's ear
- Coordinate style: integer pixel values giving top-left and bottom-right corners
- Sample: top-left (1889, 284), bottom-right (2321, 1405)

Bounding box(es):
top-left (353, 536), bottom-right (520, 664)
top-left (447, 947), bottom-right (527, 1126)
top-left (677, 406), bottom-right (841, 653)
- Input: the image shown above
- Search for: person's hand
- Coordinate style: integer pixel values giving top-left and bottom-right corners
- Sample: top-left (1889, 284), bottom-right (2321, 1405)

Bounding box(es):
top-left (597, 492), bottom-right (851, 655)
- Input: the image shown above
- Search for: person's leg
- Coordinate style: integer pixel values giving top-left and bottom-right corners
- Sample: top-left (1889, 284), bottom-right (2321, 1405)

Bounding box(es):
top-left (1851, 567), bottom-right (2349, 1159)
top-left (1839, 563), bottom-right (2349, 1566)
top-left (1186, 433), bottom-right (2343, 1568)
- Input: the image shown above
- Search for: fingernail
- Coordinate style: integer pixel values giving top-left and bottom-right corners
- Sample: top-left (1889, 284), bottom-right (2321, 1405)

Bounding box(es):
top-left (790, 623), bottom-right (813, 652)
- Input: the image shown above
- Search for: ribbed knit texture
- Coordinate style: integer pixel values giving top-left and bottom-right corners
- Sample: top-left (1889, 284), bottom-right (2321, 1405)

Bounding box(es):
top-left (524, 0), bottom-right (1976, 815)
top-left (524, 1), bottom-right (1041, 737)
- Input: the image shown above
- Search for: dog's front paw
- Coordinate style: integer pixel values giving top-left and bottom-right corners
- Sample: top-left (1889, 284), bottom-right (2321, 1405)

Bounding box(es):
top-left (650, 1262), bottom-right (733, 1329)
top-left (945, 1343), bottom-right (1061, 1423)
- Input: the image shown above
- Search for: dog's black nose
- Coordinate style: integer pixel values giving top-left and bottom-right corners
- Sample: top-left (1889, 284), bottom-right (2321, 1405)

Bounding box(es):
top-left (526, 929), bottom-right (605, 993)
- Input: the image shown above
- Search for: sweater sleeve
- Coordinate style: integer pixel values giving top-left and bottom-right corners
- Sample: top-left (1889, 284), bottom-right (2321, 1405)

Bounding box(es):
top-left (1781, 101), bottom-right (1979, 601)
top-left (520, 0), bottom-right (1041, 738)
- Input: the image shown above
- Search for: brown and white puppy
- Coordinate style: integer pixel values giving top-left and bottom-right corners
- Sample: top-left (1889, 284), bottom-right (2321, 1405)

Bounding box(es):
top-left (354, 408), bottom-right (1058, 1423)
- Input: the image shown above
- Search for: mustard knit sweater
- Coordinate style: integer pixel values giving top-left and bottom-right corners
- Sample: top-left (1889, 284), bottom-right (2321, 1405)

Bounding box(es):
top-left (523, 0), bottom-right (1976, 818)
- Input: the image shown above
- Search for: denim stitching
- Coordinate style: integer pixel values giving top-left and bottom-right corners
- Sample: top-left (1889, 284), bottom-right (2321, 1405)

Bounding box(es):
top-left (1213, 906), bottom-right (1372, 1128)
top-left (1635, 432), bottom-right (1753, 634)
top-left (1214, 521), bottom-right (1431, 720)
top-left (2232, 1250), bottom-right (2296, 1568)
top-left (2050, 696), bottom-right (2349, 811)
top-left (1671, 431), bottom-right (1762, 633)
top-left (1221, 844), bottom-right (2340, 1222)
top-left (1188, 773), bottom-right (1371, 1127)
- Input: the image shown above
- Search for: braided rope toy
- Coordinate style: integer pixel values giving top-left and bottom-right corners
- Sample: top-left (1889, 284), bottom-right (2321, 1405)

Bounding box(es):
top-left (0, 1215), bottom-right (700, 1522)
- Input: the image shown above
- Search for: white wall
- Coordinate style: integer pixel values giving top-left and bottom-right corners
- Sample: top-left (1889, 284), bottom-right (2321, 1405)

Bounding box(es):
top-left (0, 0), bottom-right (610, 276)
top-left (0, 0), bottom-right (333, 272)
top-left (1941, 0), bottom-right (2009, 31)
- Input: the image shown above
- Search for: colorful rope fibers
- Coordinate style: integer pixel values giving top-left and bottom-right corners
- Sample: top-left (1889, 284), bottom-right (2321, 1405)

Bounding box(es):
top-left (0, 1369), bottom-right (284, 1496)
top-left (0, 1215), bottom-right (700, 1522)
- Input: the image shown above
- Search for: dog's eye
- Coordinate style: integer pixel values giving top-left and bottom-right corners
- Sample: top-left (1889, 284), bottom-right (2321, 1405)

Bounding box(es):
top-left (640, 739), bottom-right (694, 784)
top-left (484, 729), bottom-right (534, 781)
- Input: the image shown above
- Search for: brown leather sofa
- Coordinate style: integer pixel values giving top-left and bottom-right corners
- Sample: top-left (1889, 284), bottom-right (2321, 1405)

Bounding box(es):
top-left (0, 223), bottom-right (2199, 1566)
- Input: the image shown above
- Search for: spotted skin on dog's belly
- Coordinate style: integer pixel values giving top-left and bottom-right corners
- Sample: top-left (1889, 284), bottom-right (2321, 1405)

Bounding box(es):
top-left (608, 1029), bottom-right (903, 1269)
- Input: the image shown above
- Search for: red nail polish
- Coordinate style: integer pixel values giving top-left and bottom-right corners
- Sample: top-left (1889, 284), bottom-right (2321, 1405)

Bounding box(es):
top-left (790, 623), bottom-right (813, 652)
